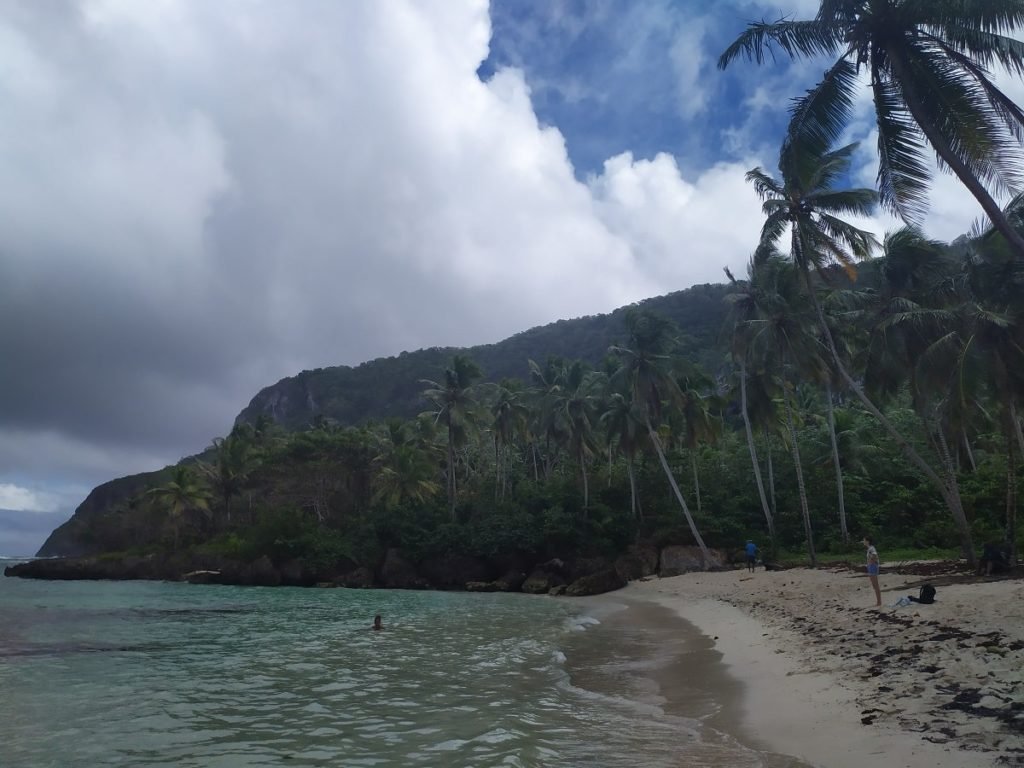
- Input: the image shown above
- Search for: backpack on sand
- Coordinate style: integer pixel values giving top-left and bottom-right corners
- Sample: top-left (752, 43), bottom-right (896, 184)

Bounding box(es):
top-left (909, 584), bottom-right (936, 604)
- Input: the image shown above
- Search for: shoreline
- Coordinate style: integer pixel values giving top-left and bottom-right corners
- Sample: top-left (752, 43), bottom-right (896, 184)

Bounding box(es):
top-left (619, 567), bottom-right (1024, 768)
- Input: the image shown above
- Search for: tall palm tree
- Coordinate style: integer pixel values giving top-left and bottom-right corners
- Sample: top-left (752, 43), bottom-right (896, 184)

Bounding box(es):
top-left (421, 355), bottom-right (482, 520)
top-left (720, 0), bottom-right (1024, 256)
top-left (610, 308), bottom-right (711, 566)
top-left (146, 466), bottom-right (212, 550)
top-left (488, 379), bottom-right (529, 501)
top-left (371, 424), bottom-right (441, 510)
top-left (725, 261), bottom-right (783, 543)
top-left (749, 124), bottom-right (984, 562)
top-left (738, 255), bottom-right (826, 565)
top-left (600, 388), bottom-right (647, 520)
top-left (555, 361), bottom-right (603, 511)
top-left (198, 434), bottom-right (255, 524)
top-left (674, 365), bottom-right (720, 517)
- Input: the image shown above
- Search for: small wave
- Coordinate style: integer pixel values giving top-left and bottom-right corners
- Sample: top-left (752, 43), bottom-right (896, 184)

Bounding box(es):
top-left (566, 615), bottom-right (601, 632)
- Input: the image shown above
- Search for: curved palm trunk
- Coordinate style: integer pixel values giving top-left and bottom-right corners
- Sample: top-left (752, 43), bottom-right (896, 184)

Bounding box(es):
top-left (645, 415), bottom-right (710, 566)
top-left (1009, 402), bottom-right (1024, 569)
top-left (783, 383), bottom-right (817, 566)
top-left (580, 448), bottom-right (590, 513)
top-left (764, 428), bottom-right (777, 519)
top-left (824, 384), bottom-right (849, 544)
top-left (627, 458), bottom-right (639, 520)
top-left (447, 414), bottom-right (457, 521)
top-left (740, 359), bottom-right (777, 541)
top-left (494, 436), bottom-right (501, 502)
top-left (963, 429), bottom-right (978, 472)
top-left (887, 52), bottom-right (1024, 260)
top-left (1007, 428), bottom-right (1018, 571)
top-left (798, 265), bottom-right (977, 566)
top-left (691, 453), bottom-right (702, 515)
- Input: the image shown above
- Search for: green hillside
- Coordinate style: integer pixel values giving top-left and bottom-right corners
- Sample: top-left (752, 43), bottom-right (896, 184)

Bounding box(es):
top-left (233, 283), bottom-right (731, 431)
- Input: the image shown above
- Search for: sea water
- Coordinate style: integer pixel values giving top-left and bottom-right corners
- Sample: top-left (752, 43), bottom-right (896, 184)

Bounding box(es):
top-left (0, 565), bottom-right (809, 767)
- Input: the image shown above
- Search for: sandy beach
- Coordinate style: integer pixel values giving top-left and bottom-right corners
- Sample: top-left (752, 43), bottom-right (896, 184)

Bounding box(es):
top-left (621, 563), bottom-right (1024, 768)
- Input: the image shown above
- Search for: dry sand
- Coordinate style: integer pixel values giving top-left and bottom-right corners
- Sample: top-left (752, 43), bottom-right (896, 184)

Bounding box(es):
top-left (621, 563), bottom-right (1024, 768)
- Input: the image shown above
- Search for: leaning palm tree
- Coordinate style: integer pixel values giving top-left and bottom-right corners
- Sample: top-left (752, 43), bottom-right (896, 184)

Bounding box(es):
top-left (610, 308), bottom-right (711, 567)
top-left (146, 466), bottom-right (212, 550)
top-left (720, 0), bottom-right (1024, 257)
top-left (739, 254), bottom-right (826, 566)
top-left (421, 355), bottom-right (482, 520)
top-left (725, 263), bottom-right (779, 543)
top-left (749, 126), bottom-right (981, 562)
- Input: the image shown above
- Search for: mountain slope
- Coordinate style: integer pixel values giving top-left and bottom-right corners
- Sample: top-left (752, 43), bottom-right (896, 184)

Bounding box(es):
top-left (235, 282), bottom-right (731, 430)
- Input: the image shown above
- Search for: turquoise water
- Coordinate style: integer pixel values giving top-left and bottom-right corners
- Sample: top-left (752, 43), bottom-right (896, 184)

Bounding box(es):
top-left (0, 567), bottom-right (805, 767)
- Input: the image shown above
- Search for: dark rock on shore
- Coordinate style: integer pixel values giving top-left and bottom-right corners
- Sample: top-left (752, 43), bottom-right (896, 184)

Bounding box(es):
top-left (6, 540), bottom-right (722, 596)
top-left (659, 545), bottom-right (726, 576)
top-left (565, 567), bottom-right (627, 596)
top-left (418, 555), bottom-right (490, 589)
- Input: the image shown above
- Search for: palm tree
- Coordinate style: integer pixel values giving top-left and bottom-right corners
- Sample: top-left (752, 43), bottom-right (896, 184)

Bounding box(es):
top-left (725, 261), bottom-right (782, 543)
top-left (488, 379), bottom-right (529, 501)
top-left (198, 434), bottom-right (255, 524)
top-left (555, 361), bottom-right (602, 511)
top-left (719, 0), bottom-right (1024, 257)
top-left (748, 121), bottom-right (985, 562)
top-left (738, 254), bottom-right (826, 565)
top-left (528, 357), bottom-right (568, 481)
top-left (600, 388), bottom-right (647, 520)
top-left (146, 466), bottom-right (212, 549)
top-left (610, 308), bottom-right (711, 566)
top-left (421, 355), bottom-right (482, 520)
top-left (674, 364), bottom-right (720, 517)
top-left (372, 429), bottom-right (441, 510)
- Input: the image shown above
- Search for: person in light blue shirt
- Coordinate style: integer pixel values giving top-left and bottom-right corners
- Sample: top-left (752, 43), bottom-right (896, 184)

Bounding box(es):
top-left (744, 540), bottom-right (757, 573)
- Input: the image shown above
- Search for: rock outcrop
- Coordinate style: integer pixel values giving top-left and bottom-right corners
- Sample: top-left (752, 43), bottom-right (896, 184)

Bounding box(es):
top-left (565, 567), bottom-right (627, 596)
top-left (658, 545), bottom-right (726, 576)
top-left (7, 539), bottom-right (735, 596)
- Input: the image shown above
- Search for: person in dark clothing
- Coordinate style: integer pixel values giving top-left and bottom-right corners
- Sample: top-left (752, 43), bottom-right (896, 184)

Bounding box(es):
top-left (744, 540), bottom-right (758, 573)
top-left (978, 542), bottom-right (1011, 576)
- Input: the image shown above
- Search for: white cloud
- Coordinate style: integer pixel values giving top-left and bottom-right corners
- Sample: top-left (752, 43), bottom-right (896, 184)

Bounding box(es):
top-left (1, 0), bottom-right (774, 536)
top-left (0, 483), bottom-right (62, 514)
top-left (589, 151), bottom-right (768, 286)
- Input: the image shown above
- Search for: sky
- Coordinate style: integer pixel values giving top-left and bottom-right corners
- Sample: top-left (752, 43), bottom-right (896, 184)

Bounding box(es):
top-left (0, 0), bottom-right (1018, 555)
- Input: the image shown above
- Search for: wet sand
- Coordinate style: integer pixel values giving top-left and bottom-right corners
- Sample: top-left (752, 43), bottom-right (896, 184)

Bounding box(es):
top-left (570, 596), bottom-right (814, 766)
top-left (617, 565), bottom-right (1024, 768)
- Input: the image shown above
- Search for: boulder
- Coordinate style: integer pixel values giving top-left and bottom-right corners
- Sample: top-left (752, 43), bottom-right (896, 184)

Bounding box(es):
top-left (565, 567), bottom-right (627, 596)
top-left (380, 549), bottom-right (422, 589)
top-left (335, 567), bottom-right (375, 588)
top-left (243, 556), bottom-right (281, 587)
top-left (658, 545), bottom-right (726, 576)
top-left (278, 559), bottom-right (312, 587)
top-left (566, 556), bottom-right (612, 582)
top-left (629, 544), bottom-right (659, 576)
top-left (521, 567), bottom-right (567, 595)
top-left (418, 555), bottom-right (491, 590)
top-left (465, 581), bottom-right (499, 592)
top-left (494, 569), bottom-right (527, 592)
top-left (182, 570), bottom-right (223, 585)
top-left (613, 553), bottom-right (645, 582)
top-left (548, 584), bottom-right (567, 596)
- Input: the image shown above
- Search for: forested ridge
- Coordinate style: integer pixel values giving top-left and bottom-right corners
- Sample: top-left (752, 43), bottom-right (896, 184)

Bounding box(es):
top-left (26, 2), bottom-right (1024, 589)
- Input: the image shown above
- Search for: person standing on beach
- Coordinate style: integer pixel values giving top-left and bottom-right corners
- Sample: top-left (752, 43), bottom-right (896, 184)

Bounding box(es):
top-left (744, 540), bottom-right (758, 573)
top-left (863, 537), bottom-right (881, 607)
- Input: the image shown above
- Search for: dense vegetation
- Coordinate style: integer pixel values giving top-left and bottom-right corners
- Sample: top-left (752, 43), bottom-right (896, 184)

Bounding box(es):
top-left (36, 1), bottom-right (1024, 579)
